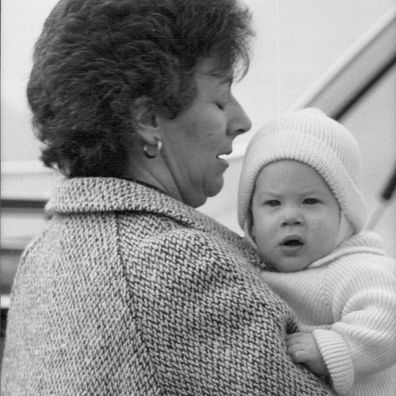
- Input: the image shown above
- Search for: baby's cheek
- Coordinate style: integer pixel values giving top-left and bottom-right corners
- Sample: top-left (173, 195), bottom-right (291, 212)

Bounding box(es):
top-left (310, 220), bottom-right (330, 242)
top-left (310, 219), bottom-right (325, 233)
top-left (311, 219), bottom-right (340, 255)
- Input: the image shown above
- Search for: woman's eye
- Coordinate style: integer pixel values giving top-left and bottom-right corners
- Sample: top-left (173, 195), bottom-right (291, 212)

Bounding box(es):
top-left (216, 102), bottom-right (225, 110)
top-left (265, 200), bottom-right (280, 207)
top-left (304, 198), bottom-right (318, 205)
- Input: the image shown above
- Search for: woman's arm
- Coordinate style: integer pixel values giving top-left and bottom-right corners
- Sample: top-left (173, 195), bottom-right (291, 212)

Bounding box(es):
top-left (127, 229), bottom-right (335, 395)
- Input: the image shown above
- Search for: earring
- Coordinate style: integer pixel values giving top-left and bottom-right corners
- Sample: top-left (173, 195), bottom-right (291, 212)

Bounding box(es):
top-left (143, 137), bottom-right (162, 159)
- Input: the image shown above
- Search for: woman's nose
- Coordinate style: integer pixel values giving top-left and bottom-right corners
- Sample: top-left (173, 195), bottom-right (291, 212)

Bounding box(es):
top-left (227, 95), bottom-right (252, 137)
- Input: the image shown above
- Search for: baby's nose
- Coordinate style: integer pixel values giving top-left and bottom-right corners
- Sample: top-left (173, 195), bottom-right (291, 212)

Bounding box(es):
top-left (281, 208), bottom-right (303, 226)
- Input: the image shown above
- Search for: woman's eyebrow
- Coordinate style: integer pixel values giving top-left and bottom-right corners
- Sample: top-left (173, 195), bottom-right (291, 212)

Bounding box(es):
top-left (204, 69), bottom-right (233, 85)
top-left (220, 75), bottom-right (233, 86)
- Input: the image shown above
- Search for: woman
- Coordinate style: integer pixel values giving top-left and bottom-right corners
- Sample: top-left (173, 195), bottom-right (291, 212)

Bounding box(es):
top-left (1, 0), bottom-right (334, 394)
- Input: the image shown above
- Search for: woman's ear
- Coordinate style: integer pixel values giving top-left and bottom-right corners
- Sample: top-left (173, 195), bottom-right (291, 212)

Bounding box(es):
top-left (131, 96), bottom-right (160, 145)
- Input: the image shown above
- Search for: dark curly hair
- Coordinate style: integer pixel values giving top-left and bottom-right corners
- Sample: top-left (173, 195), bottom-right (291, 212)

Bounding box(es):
top-left (27, 0), bottom-right (253, 177)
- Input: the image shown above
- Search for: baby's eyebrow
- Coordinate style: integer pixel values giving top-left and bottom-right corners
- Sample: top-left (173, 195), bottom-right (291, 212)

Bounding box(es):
top-left (300, 189), bottom-right (323, 195)
top-left (255, 190), bottom-right (279, 198)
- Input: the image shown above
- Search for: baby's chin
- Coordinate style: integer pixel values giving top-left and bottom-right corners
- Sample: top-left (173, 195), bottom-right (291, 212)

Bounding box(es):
top-left (266, 259), bottom-right (311, 273)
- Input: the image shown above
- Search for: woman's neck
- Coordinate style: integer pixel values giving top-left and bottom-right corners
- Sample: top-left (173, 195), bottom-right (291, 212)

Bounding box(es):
top-left (123, 159), bottom-right (182, 201)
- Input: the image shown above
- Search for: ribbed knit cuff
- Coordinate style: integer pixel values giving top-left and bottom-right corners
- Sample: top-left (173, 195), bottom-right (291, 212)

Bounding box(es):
top-left (313, 329), bottom-right (354, 396)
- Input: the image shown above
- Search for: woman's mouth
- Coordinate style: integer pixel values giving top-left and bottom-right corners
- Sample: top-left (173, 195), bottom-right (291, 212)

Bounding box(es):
top-left (216, 153), bottom-right (231, 168)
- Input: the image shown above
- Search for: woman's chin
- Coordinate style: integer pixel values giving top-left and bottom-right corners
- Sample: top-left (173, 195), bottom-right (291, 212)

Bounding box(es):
top-left (205, 176), bottom-right (224, 199)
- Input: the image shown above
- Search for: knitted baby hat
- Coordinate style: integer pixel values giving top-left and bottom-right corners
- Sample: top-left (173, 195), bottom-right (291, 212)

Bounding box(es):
top-left (238, 108), bottom-right (367, 237)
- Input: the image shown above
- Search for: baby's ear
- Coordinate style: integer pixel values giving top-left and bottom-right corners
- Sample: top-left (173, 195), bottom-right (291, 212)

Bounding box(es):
top-left (243, 214), bottom-right (257, 246)
top-left (248, 208), bottom-right (256, 240)
top-left (335, 212), bottom-right (354, 247)
top-left (250, 226), bottom-right (257, 244)
top-left (250, 222), bottom-right (256, 240)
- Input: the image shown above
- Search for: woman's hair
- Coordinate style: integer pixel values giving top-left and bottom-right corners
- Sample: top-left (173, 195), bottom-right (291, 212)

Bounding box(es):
top-left (28, 0), bottom-right (253, 177)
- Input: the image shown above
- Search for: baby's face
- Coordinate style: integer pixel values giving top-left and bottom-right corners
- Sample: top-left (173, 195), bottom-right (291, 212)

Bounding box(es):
top-left (251, 160), bottom-right (341, 272)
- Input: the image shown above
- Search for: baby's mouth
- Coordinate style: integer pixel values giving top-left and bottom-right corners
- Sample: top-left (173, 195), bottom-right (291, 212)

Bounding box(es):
top-left (281, 235), bottom-right (304, 248)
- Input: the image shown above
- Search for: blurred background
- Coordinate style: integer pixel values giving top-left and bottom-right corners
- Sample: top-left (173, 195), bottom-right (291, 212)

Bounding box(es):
top-left (1, 0), bottom-right (396, 346)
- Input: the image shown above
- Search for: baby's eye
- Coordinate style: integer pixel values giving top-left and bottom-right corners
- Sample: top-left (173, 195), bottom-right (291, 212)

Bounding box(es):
top-left (216, 102), bottom-right (226, 110)
top-left (304, 198), bottom-right (319, 205)
top-left (265, 200), bottom-right (281, 207)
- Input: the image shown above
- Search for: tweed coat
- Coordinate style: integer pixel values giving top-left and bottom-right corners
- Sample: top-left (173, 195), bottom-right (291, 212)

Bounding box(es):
top-left (1, 177), bottom-right (334, 395)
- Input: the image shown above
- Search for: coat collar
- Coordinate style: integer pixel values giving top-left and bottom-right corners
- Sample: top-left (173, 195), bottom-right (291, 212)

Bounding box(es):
top-left (45, 177), bottom-right (237, 236)
top-left (46, 177), bottom-right (263, 267)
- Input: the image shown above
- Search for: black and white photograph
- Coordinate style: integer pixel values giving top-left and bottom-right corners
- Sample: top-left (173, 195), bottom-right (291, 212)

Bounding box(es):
top-left (1, 1), bottom-right (395, 394)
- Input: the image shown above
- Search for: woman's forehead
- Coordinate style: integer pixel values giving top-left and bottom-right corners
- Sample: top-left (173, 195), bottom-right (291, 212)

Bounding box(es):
top-left (195, 57), bottom-right (234, 82)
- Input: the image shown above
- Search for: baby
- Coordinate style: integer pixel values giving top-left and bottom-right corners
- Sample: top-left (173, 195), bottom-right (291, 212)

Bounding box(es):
top-left (238, 108), bottom-right (396, 396)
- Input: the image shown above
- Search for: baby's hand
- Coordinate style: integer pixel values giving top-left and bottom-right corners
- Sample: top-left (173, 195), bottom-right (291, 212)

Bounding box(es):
top-left (286, 332), bottom-right (329, 377)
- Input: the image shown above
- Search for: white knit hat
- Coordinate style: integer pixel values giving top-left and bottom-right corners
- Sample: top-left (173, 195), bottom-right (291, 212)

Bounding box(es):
top-left (238, 108), bottom-right (367, 238)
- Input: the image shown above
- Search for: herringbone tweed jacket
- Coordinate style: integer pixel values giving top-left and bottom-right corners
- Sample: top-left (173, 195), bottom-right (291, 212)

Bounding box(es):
top-left (1, 177), bottom-right (334, 395)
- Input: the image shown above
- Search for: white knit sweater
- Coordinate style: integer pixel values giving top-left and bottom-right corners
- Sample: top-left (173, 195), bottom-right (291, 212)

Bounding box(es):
top-left (259, 232), bottom-right (396, 396)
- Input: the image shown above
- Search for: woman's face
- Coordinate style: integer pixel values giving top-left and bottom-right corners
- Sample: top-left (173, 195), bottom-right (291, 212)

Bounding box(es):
top-left (158, 58), bottom-right (251, 207)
